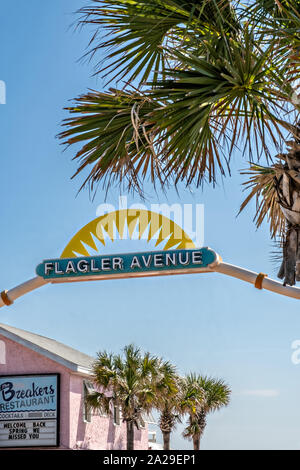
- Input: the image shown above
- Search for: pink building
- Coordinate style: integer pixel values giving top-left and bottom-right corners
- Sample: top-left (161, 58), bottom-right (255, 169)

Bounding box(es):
top-left (0, 323), bottom-right (151, 450)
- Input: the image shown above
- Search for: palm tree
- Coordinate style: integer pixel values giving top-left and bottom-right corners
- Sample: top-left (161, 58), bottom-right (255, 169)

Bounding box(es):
top-left (155, 370), bottom-right (203, 450)
top-left (59, 0), bottom-right (299, 284)
top-left (182, 374), bottom-right (231, 450)
top-left (86, 344), bottom-right (160, 450)
top-left (158, 398), bottom-right (180, 450)
top-left (152, 360), bottom-right (180, 450)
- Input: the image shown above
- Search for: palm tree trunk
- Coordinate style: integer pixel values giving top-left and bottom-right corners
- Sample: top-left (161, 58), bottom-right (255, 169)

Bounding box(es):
top-left (278, 224), bottom-right (300, 286)
top-left (126, 420), bottom-right (134, 450)
top-left (162, 431), bottom-right (171, 450)
top-left (277, 129), bottom-right (300, 286)
top-left (193, 435), bottom-right (200, 450)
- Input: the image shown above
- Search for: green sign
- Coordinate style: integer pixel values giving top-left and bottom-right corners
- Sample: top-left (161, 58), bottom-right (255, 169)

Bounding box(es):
top-left (36, 248), bottom-right (218, 282)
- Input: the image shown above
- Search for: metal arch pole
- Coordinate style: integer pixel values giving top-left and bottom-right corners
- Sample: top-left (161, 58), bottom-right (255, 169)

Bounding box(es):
top-left (1, 262), bottom-right (300, 308)
top-left (213, 262), bottom-right (300, 300)
top-left (0, 277), bottom-right (49, 308)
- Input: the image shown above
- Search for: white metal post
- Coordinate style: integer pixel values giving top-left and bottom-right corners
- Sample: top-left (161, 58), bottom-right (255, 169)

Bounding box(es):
top-left (0, 277), bottom-right (49, 308)
top-left (213, 263), bottom-right (300, 300)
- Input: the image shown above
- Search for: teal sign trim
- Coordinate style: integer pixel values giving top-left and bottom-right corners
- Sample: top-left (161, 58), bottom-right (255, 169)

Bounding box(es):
top-left (36, 248), bottom-right (217, 281)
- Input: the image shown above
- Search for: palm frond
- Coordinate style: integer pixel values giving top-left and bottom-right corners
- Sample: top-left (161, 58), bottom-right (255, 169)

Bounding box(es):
top-left (77, 0), bottom-right (239, 85)
top-left (187, 374), bottom-right (231, 412)
top-left (240, 163), bottom-right (286, 238)
top-left (90, 343), bottom-right (173, 424)
top-left (248, 1), bottom-right (300, 85)
top-left (60, 1), bottom-right (300, 195)
top-left (59, 88), bottom-right (163, 194)
top-left (148, 27), bottom-right (298, 185)
top-left (86, 391), bottom-right (113, 415)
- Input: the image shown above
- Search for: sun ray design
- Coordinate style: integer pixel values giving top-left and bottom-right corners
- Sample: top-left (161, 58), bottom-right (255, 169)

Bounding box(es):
top-left (61, 210), bottom-right (195, 258)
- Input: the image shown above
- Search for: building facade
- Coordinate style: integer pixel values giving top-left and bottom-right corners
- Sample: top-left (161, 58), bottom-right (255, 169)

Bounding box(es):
top-left (0, 323), bottom-right (149, 450)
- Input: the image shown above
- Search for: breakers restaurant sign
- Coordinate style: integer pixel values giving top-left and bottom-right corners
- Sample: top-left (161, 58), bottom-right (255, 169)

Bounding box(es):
top-left (36, 248), bottom-right (218, 282)
top-left (0, 374), bottom-right (59, 447)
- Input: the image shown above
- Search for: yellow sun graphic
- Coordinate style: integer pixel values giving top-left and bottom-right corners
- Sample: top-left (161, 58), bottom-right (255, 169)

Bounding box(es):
top-left (61, 209), bottom-right (196, 259)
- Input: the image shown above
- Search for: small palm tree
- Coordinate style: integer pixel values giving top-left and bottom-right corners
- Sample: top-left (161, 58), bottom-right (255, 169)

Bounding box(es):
top-left (86, 344), bottom-right (160, 450)
top-left (59, 0), bottom-right (299, 285)
top-left (155, 373), bottom-right (204, 449)
top-left (152, 361), bottom-right (180, 450)
top-left (158, 400), bottom-right (180, 451)
top-left (155, 372), bottom-right (202, 450)
top-left (183, 374), bottom-right (231, 450)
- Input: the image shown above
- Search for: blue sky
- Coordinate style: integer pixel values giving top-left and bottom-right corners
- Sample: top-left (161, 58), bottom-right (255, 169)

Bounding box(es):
top-left (1, 0), bottom-right (300, 450)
